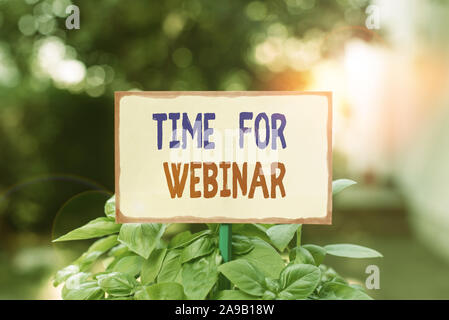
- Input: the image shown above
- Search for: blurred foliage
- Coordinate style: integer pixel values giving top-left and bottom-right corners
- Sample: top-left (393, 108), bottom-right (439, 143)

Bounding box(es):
top-left (0, 0), bottom-right (368, 240)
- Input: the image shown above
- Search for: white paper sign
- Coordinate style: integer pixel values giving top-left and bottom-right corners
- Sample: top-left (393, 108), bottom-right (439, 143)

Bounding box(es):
top-left (115, 91), bottom-right (332, 224)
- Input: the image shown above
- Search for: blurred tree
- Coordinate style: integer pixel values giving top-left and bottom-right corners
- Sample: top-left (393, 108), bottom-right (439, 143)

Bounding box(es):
top-left (0, 0), bottom-right (367, 237)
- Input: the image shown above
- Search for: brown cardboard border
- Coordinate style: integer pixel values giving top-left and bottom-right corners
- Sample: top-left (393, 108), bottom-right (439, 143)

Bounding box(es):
top-left (115, 91), bottom-right (332, 224)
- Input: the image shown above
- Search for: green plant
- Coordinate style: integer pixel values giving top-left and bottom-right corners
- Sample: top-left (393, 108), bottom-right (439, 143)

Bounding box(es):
top-left (53, 179), bottom-right (382, 300)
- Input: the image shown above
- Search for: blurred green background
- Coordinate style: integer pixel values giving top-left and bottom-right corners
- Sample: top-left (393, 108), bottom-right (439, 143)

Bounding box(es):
top-left (1, 0), bottom-right (449, 299)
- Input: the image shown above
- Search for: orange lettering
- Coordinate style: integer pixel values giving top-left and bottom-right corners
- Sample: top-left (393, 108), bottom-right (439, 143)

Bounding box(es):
top-left (203, 162), bottom-right (218, 198)
top-left (219, 162), bottom-right (231, 197)
top-left (270, 162), bottom-right (286, 198)
top-left (163, 162), bottom-right (189, 198)
top-left (249, 162), bottom-right (269, 199)
top-left (190, 162), bottom-right (201, 198)
top-left (232, 162), bottom-right (247, 198)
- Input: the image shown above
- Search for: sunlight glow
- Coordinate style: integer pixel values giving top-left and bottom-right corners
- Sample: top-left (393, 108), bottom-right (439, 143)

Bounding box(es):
top-left (35, 37), bottom-right (86, 86)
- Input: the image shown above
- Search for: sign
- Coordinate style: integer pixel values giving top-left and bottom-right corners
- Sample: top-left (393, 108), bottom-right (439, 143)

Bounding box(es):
top-left (115, 91), bottom-right (332, 224)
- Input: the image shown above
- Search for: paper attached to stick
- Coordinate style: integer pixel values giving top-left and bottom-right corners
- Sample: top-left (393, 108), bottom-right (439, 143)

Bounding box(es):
top-left (115, 91), bottom-right (332, 224)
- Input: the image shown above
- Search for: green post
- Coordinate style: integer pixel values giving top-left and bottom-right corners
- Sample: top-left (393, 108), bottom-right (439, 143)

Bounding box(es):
top-left (218, 223), bottom-right (232, 289)
top-left (219, 224), bottom-right (232, 262)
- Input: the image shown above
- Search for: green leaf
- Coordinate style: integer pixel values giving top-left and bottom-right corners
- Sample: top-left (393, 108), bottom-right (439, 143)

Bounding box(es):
top-left (330, 276), bottom-right (347, 285)
top-left (141, 248), bottom-right (167, 285)
top-left (62, 273), bottom-right (104, 300)
top-left (279, 264), bottom-right (321, 300)
top-left (65, 271), bottom-right (89, 283)
top-left (302, 244), bottom-right (326, 266)
top-left (135, 283), bottom-right (185, 300)
top-left (232, 224), bottom-right (271, 243)
top-left (324, 244), bottom-right (383, 258)
top-left (332, 179), bottom-right (356, 196)
top-left (215, 290), bottom-right (259, 300)
top-left (108, 243), bottom-right (131, 257)
top-left (105, 252), bottom-right (135, 272)
top-left (149, 282), bottom-right (185, 300)
top-left (206, 223), bottom-right (220, 234)
top-left (169, 229), bottom-right (211, 249)
top-left (257, 224), bottom-right (275, 230)
top-left (157, 250), bottom-right (182, 283)
top-left (169, 231), bottom-right (192, 248)
top-left (54, 265), bottom-right (80, 287)
top-left (264, 278), bottom-right (280, 293)
top-left (218, 260), bottom-right (266, 297)
top-left (112, 255), bottom-right (145, 277)
top-left (319, 282), bottom-right (373, 300)
top-left (320, 266), bottom-right (347, 284)
top-left (235, 238), bottom-right (284, 279)
top-left (133, 286), bottom-right (151, 300)
top-left (70, 235), bottom-right (120, 272)
top-left (104, 195), bottom-right (116, 219)
top-left (180, 236), bottom-right (215, 264)
top-left (87, 235), bottom-right (119, 253)
top-left (262, 290), bottom-right (277, 300)
top-left (232, 235), bottom-right (254, 255)
top-left (97, 272), bottom-right (138, 297)
top-left (289, 246), bottom-right (315, 265)
top-left (350, 283), bottom-right (366, 292)
top-left (74, 251), bottom-right (104, 271)
top-left (107, 295), bottom-right (134, 300)
top-left (182, 252), bottom-right (219, 300)
top-left (118, 223), bottom-right (166, 259)
top-left (53, 217), bottom-right (121, 242)
top-left (62, 281), bottom-right (104, 300)
top-left (266, 224), bottom-right (299, 252)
